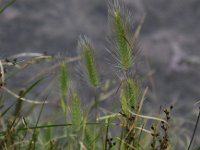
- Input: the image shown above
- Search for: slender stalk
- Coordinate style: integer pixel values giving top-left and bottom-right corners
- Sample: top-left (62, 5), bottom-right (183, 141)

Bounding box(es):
top-left (0, 0), bottom-right (16, 14)
top-left (104, 119), bottom-right (110, 150)
top-left (188, 107), bottom-right (200, 150)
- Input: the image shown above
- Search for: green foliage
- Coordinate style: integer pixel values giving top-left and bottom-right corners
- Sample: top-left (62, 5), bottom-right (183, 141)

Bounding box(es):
top-left (0, 0), bottom-right (199, 150)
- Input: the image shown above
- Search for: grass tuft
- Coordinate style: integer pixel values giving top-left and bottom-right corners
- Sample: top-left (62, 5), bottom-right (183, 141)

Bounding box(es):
top-left (0, 0), bottom-right (198, 149)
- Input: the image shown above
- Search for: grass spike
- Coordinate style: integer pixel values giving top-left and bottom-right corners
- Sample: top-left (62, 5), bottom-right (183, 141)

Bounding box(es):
top-left (59, 62), bottom-right (69, 112)
top-left (110, 2), bottom-right (133, 70)
top-left (71, 92), bottom-right (82, 130)
top-left (59, 62), bottom-right (69, 97)
top-left (79, 36), bottom-right (99, 88)
top-left (120, 88), bottom-right (128, 115)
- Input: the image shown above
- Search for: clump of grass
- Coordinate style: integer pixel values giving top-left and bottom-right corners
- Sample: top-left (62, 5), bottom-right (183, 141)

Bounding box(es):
top-left (0, 0), bottom-right (199, 150)
top-left (113, 10), bottom-right (132, 70)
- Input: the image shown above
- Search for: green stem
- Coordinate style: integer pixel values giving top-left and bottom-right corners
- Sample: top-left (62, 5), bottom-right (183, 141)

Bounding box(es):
top-left (0, 0), bottom-right (16, 14)
top-left (188, 107), bottom-right (200, 150)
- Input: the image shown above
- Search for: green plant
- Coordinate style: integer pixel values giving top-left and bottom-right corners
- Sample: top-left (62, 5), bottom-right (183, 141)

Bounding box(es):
top-left (0, 0), bottom-right (199, 150)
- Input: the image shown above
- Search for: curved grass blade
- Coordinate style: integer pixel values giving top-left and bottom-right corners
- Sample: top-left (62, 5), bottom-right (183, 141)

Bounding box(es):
top-left (0, 0), bottom-right (16, 14)
top-left (14, 78), bottom-right (43, 117)
top-left (2, 87), bottom-right (47, 104)
top-left (0, 102), bottom-right (16, 117)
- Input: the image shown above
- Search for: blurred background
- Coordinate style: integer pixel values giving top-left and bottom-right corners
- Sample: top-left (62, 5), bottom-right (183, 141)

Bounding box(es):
top-left (0, 0), bottom-right (200, 148)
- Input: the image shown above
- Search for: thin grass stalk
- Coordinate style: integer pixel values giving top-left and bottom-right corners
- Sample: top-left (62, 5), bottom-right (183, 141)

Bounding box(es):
top-left (104, 119), bottom-right (110, 150)
top-left (0, 0), bottom-right (16, 14)
top-left (13, 90), bottom-right (24, 117)
top-left (2, 87), bottom-right (47, 104)
top-left (28, 101), bottom-right (46, 150)
top-left (0, 60), bottom-right (5, 85)
top-left (188, 107), bottom-right (200, 150)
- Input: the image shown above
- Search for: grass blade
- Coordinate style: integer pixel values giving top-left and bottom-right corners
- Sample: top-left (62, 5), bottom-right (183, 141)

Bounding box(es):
top-left (0, 0), bottom-right (16, 14)
top-left (188, 107), bottom-right (200, 150)
top-left (2, 87), bottom-right (47, 104)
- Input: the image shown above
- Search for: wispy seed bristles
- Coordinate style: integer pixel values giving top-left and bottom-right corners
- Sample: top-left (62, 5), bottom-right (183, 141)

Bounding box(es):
top-left (110, 2), bottom-right (133, 70)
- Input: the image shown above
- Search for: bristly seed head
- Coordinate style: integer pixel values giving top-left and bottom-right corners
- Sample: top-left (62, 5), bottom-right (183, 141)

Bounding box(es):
top-left (78, 36), bottom-right (99, 88)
